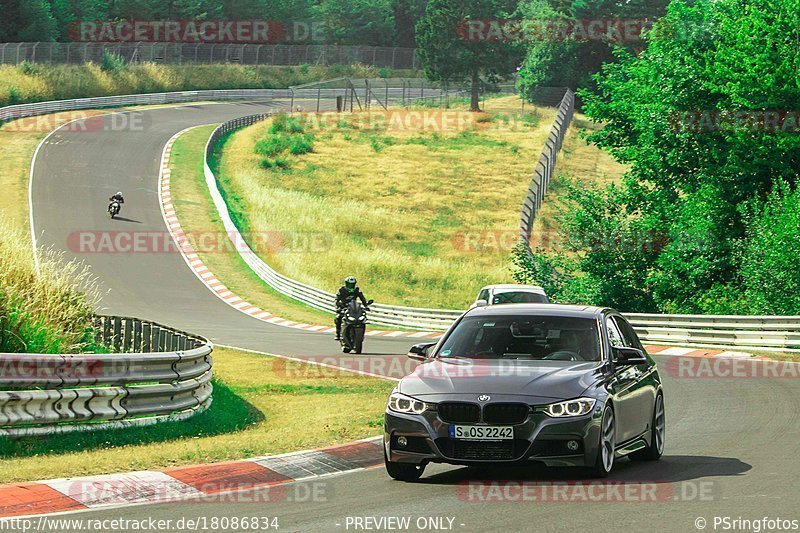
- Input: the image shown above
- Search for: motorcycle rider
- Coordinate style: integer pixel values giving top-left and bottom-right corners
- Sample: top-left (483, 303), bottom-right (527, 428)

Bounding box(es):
top-left (109, 191), bottom-right (125, 214)
top-left (335, 276), bottom-right (369, 341)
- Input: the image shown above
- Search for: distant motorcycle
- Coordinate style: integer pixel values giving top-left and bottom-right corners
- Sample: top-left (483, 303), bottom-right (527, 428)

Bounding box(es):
top-left (108, 201), bottom-right (121, 219)
top-left (339, 298), bottom-right (374, 354)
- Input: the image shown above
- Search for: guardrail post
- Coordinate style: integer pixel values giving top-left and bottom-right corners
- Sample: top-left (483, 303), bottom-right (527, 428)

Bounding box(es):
top-left (123, 318), bottom-right (133, 352)
top-left (143, 322), bottom-right (152, 352)
top-left (151, 325), bottom-right (161, 352)
top-left (133, 320), bottom-right (142, 352)
top-left (103, 316), bottom-right (112, 345)
top-left (159, 329), bottom-right (168, 351)
top-left (112, 317), bottom-right (122, 352)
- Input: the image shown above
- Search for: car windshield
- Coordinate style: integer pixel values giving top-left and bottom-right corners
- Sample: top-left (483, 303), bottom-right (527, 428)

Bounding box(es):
top-left (437, 315), bottom-right (600, 362)
top-left (492, 291), bottom-right (548, 304)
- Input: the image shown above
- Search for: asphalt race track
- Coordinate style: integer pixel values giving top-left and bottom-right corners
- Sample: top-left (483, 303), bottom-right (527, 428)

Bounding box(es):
top-left (30, 101), bottom-right (800, 532)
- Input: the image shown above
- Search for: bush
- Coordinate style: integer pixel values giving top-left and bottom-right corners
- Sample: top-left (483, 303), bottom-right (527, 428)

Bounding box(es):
top-left (738, 181), bottom-right (800, 314)
top-left (0, 220), bottom-right (100, 353)
top-left (288, 134), bottom-right (314, 155)
top-left (100, 50), bottom-right (127, 73)
top-left (255, 136), bottom-right (291, 157)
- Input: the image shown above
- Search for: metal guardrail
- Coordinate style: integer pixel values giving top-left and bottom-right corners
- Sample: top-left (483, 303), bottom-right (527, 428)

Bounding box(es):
top-left (0, 42), bottom-right (420, 69)
top-left (0, 316), bottom-right (213, 437)
top-left (0, 89), bottom-right (293, 125)
top-left (519, 88), bottom-right (575, 243)
top-left (627, 314), bottom-right (800, 353)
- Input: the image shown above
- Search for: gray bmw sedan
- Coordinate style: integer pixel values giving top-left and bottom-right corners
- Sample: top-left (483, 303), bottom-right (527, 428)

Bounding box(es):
top-left (384, 304), bottom-right (664, 481)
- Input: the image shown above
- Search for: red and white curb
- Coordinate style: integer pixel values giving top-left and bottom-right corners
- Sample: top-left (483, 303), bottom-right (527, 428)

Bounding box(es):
top-left (158, 127), bottom-right (442, 341)
top-left (0, 438), bottom-right (383, 518)
top-left (645, 346), bottom-right (756, 358)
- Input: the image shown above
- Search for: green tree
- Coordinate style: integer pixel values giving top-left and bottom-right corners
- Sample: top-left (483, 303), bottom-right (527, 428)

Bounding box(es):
top-left (516, 0), bottom-right (667, 94)
top-left (0, 0), bottom-right (57, 41)
top-left (416, 0), bottom-right (522, 111)
top-left (738, 182), bottom-right (800, 315)
top-left (392, 0), bottom-right (427, 47)
top-left (50, 0), bottom-right (107, 41)
top-left (312, 0), bottom-right (395, 46)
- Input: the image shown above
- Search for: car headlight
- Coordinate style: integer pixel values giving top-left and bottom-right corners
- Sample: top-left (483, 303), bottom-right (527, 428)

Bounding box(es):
top-left (388, 392), bottom-right (428, 415)
top-left (544, 398), bottom-right (596, 418)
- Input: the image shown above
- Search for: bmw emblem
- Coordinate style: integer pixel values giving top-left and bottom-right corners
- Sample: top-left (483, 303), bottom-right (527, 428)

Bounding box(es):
top-left (478, 395), bottom-right (491, 402)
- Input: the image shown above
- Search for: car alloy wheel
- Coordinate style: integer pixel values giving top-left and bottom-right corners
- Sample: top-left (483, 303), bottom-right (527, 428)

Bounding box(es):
top-left (654, 394), bottom-right (665, 455)
top-left (591, 405), bottom-right (615, 477)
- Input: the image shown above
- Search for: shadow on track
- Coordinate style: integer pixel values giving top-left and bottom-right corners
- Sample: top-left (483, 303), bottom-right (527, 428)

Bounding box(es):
top-left (111, 216), bottom-right (143, 224)
top-left (419, 455), bottom-right (751, 485)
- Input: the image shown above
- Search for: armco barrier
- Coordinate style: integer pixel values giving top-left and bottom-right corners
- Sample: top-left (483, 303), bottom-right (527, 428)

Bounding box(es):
top-left (0, 316), bottom-right (213, 437)
top-left (627, 314), bottom-right (800, 353)
top-left (0, 89), bottom-right (289, 125)
top-left (519, 88), bottom-right (574, 243)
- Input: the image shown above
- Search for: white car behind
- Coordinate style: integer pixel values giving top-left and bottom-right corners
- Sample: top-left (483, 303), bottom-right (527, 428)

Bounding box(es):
top-left (472, 284), bottom-right (549, 308)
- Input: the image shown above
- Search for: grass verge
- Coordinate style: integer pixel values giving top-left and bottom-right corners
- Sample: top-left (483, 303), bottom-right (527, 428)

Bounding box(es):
top-left (1, 63), bottom-right (416, 108)
top-left (0, 219), bottom-right (101, 354)
top-left (169, 125), bottom-right (336, 326)
top-left (215, 95), bottom-right (556, 309)
top-left (0, 346), bottom-right (394, 484)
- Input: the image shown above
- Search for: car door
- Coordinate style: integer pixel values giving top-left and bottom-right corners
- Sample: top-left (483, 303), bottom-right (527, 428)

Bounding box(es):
top-left (613, 315), bottom-right (657, 437)
top-left (604, 315), bottom-right (641, 443)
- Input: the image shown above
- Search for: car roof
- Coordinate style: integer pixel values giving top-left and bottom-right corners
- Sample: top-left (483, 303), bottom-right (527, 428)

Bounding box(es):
top-left (479, 284), bottom-right (546, 292)
top-left (465, 303), bottom-right (608, 319)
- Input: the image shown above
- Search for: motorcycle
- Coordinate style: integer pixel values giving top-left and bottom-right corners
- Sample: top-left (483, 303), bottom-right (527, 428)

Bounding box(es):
top-left (339, 298), bottom-right (374, 354)
top-left (108, 201), bottom-right (121, 219)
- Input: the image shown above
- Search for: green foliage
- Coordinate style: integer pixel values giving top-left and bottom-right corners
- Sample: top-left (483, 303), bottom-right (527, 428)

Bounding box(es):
top-left (416, 0), bottom-right (522, 110)
top-left (100, 50), bottom-right (127, 73)
top-left (313, 0), bottom-right (396, 46)
top-left (738, 182), bottom-right (800, 315)
top-left (255, 115), bottom-right (315, 168)
top-left (516, 0), bottom-right (668, 95)
top-left (0, 220), bottom-right (100, 354)
top-left (519, 0), bottom-right (800, 314)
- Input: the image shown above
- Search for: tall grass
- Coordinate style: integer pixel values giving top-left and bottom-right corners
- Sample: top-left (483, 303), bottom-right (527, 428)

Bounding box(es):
top-left (217, 96), bottom-right (556, 308)
top-left (0, 220), bottom-right (100, 353)
top-left (0, 63), bottom-right (417, 108)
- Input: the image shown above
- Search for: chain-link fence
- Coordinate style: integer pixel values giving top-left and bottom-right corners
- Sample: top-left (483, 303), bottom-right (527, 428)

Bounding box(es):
top-left (289, 77), bottom-right (522, 112)
top-left (0, 42), bottom-right (420, 69)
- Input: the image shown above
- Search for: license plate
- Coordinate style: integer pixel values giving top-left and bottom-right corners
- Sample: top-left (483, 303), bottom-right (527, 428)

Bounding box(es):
top-left (450, 425), bottom-right (514, 440)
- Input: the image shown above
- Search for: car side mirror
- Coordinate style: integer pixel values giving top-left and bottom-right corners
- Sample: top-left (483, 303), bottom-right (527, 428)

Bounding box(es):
top-left (408, 342), bottom-right (435, 361)
top-left (613, 346), bottom-right (647, 365)
top-left (474, 299), bottom-right (488, 308)
top-left (366, 299), bottom-right (374, 305)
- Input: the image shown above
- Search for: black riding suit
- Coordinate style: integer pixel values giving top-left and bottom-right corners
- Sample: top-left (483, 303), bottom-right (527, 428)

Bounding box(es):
top-left (109, 194), bottom-right (125, 212)
top-left (335, 286), bottom-right (368, 339)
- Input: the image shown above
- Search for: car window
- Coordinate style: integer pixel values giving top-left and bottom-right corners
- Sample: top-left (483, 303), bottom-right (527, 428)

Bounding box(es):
top-left (437, 315), bottom-right (601, 361)
top-left (606, 317), bottom-right (624, 348)
top-left (613, 316), bottom-right (642, 350)
top-left (491, 291), bottom-right (548, 304)
top-left (477, 289), bottom-right (490, 302)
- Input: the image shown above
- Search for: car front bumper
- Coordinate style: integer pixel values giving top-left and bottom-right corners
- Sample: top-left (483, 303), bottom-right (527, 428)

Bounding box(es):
top-left (384, 405), bottom-right (604, 468)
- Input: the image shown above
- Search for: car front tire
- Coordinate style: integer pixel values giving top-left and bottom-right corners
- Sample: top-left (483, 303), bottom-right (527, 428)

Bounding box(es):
top-left (384, 449), bottom-right (425, 482)
top-left (589, 405), bottom-right (615, 478)
top-left (630, 392), bottom-right (665, 461)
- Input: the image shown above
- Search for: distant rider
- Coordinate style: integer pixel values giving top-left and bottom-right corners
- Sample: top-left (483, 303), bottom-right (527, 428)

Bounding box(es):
top-left (109, 191), bottom-right (125, 212)
top-left (335, 276), bottom-right (369, 341)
